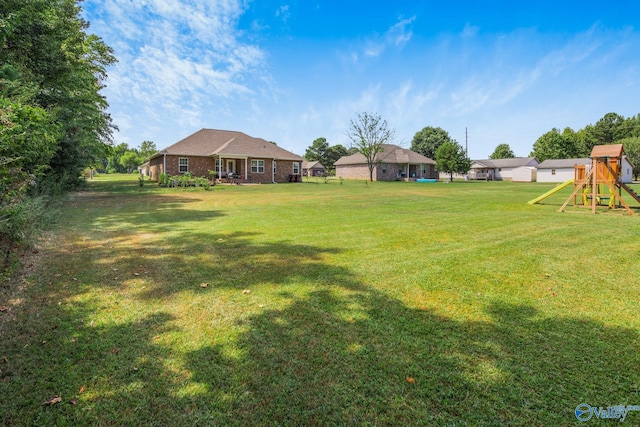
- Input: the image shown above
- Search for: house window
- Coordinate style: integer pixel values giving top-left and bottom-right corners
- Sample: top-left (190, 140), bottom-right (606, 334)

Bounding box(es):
top-left (252, 159), bottom-right (265, 173)
top-left (293, 162), bottom-right (300, 174)
top-left (179, 158), bottom-right (188, 173)
top-left (273, 160), bottom-right (277, 174)
top-left (382, 164), bottom-right (387, 173)
top-left (551, 169), bottom-right (556, 175)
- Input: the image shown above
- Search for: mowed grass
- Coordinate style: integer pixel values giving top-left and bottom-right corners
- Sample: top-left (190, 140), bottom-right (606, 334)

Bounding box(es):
top-left (1, 174), bottom-right (640, 425)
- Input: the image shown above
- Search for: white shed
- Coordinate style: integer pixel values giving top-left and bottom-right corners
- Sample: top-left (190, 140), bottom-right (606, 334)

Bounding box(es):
top-left (512, 166), bottom-right (537, 182)
top-left (536, 158), bottom-right (590, 183)
top-left (537, 157), bottom-right (634, 183)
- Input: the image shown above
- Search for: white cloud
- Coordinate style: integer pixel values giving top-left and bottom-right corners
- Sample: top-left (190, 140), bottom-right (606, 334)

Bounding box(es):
top-left (83, 0), bottom-right (269, 143)
top-left (364, 16), bottom-right (416, 57)
top-left (461, 23), bottom-right (479, 38)
top-left (275, 5), bottom-right (291, 23)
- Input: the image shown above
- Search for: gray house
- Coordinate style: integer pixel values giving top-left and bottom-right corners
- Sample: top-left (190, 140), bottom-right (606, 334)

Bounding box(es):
top-left (302, 160), bottom-right (325, 177)
top-left (335, 144), bottom-right (437, 181)
top-left (468, 157), bottom-right (539, 180)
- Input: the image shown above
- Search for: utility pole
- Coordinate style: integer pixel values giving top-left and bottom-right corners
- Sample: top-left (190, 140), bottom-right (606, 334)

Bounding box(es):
top-left (465, 127), bottom-right (468, 156)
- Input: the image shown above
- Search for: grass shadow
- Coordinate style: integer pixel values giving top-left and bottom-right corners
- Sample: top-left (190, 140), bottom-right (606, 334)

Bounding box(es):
top-left (182, 292), bottom-right (640, 425)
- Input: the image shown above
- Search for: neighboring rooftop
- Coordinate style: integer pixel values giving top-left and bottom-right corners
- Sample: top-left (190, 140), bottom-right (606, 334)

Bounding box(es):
top-left (334, 144), bottom-right (435, 165)
top-left (152, 129), bottom-right (303, 161)
top-left (471, 157), bottom-right (538, 168)
top-left (537, 158), bottom-right (591, 169)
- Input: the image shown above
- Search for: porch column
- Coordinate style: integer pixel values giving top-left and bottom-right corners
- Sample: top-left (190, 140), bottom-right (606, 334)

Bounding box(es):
top-left (245, 158), bottom-right (248, 180)
top-left (272, 158), bottom-right (276, 183)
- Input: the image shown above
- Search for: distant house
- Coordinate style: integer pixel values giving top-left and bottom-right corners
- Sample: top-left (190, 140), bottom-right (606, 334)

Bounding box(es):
top-left (537, 157), bottom-right (634, 183)
top-left (302, 160), bottom-right (325, 177)
top-left (334, 144), bottom-right (437, 181)
top-left (469, 157), bottom-right (539, 180)
top-left (536, 158), bottom-right (591, 183)
top-left (139, 161), bottom-right (151, 177)
top-left (147, 129), bottom-right (304, 184)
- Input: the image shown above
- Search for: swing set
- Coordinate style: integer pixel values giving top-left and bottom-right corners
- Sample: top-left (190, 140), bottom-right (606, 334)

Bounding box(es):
top-left (530, 144), bottom-right (640, 214)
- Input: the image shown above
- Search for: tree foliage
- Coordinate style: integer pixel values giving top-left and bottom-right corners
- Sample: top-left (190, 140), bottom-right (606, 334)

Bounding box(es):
top-left (304, 138), bottom-right (349, 172)
top-left (0, 0), bottom-right (116, 264)
top-left (345, 112), bottom-right (395, 181)
top-left (139, 141), bottom-right (158, 161)
top-left (411, 127), bottom-right (454, 160)
top-left (435, 141), bottom-right (471, 182)
top-left (618, 137), bottom-right (640, 180)
top-left (305, 138), bottom-right (330, 163)
top-left (531, 112), bottom-right (640, 160)
top-left (1, 0), bottom-right (116, 188)
top-left (489, 144), bottom-right (515, 159)
top-left (530, 128), bottom-right (580, 162)
top-left (435, 141), bottom-right (471, 181)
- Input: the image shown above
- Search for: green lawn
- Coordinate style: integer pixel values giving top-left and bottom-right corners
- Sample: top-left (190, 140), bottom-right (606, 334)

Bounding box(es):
top-left (2, 174), bottom-right (640, 425)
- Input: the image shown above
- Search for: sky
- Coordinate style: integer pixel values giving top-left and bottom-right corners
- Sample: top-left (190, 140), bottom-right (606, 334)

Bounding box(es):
top-left (82, 0), bottom-right (640, 159)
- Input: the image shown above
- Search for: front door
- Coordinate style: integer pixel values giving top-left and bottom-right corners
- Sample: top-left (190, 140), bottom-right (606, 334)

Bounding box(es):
top-left (227, 160), bottom-right (235, 174)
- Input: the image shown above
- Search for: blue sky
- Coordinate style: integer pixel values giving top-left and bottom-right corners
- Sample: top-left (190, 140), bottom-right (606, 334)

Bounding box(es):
top-left (83, 0), bottom-right (640, 159)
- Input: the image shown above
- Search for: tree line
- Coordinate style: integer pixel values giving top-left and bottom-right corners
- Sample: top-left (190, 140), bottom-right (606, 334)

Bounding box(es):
top-left (309, 111), bottom-right (640, 181)
top-left (1, 0), bottom-right (115, 268)
top-left (529, 112), bottom-right (640, 179)
top-left (307, 114), bottom-right (471, 181)
top-left (98, 141), bottom-right (158, 174)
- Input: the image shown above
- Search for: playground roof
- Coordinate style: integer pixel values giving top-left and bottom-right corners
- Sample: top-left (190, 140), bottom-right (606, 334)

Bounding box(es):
top-left (591, 144), bottom-right (624, 158)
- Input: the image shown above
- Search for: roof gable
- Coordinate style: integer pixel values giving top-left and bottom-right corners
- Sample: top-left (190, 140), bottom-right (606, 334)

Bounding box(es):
top-left (471, 157), bottom-right (538, 169)
top-left (335, 144), bottom-right (435, 166)
top-left (302, 160), bottom-right (324, 169)
top-left (537, 158), bottom-right (591, 169)
top-left (154, 129), bottom-right (304, 161)
top-left (591, 144), bottom-right (624, 158)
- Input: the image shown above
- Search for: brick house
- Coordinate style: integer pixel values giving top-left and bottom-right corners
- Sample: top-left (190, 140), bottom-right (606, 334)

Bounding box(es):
top-left (302, 160), bottom-right (325, 177)
top-left (148, 129), bottom-right (305, 184)
top-left (334, 144), bottom-right (437, 181)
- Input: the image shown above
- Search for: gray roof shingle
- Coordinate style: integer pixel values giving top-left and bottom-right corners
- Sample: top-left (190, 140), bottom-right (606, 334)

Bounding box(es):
top-left (153, 129), bottom-right (304, 161)
top-left (334, 144), bottom-right (435, 166)
top-left (537, 158), bottom-right (591, 169)
top-left (471, 157), bottom-right (538, 168)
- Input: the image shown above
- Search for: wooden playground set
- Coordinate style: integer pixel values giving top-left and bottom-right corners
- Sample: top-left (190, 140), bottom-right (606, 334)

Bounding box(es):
top-left (528, 144), bottom-right (640, 214)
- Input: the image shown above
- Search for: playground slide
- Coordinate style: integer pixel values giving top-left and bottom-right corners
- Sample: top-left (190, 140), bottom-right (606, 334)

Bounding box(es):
top-left (527, 179), bottom-right (574, 205)
top-left (620, 183), bottom-right (640, 204)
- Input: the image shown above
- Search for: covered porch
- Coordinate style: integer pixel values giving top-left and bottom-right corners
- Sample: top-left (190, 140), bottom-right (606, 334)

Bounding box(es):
top-left (213, 156), bottom-right (249, 182)
top-left (396, 163), bottom-right (436, 180)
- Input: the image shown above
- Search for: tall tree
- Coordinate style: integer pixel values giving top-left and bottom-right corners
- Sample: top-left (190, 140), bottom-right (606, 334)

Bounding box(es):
top-left (139, 141), bottom-right (158, 161)
top-left (119, 151), bottom-right (141, 174)
top-left (304, 139), bottom-right (349, 172)
top-left (530, 128), bottom-right (579, 162)
top-left (489, 144), bottom-right (515, 159)
top-left (411, 127), bottom-right (454, 159)
top-left (618, 137), bottom-right (640, 180)
top-left (305, 138), bottom-right (330, 163)
top-left (435, 141), bottom-right (471, 182)
top-left (345, 112), bottom-right (395, 182)
top-left (0, 0), bottom-right (116, 189)
top-left (326, 144), bottom-right (349, 172)
top-left (591, 112), bottom-right (630, 145)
